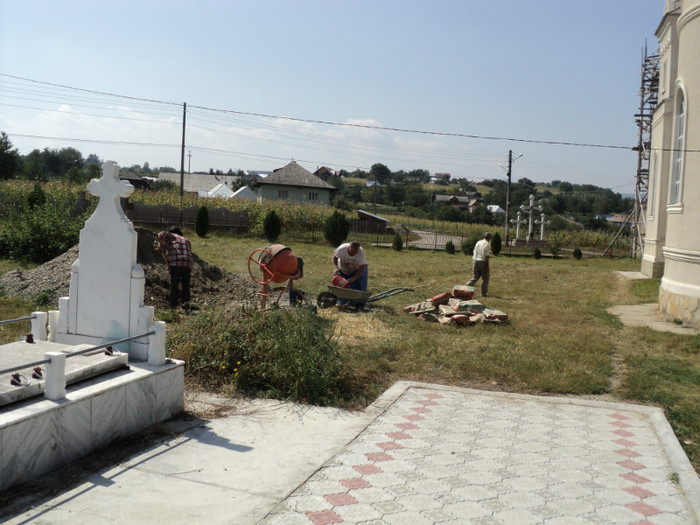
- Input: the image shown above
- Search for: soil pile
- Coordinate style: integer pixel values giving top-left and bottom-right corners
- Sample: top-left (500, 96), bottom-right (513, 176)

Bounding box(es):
top-left (0, 228), bottom-right (259, 311)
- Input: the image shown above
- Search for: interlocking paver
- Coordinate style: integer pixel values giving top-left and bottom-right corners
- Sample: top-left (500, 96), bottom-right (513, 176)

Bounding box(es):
top-left (259, 383), bottom-right (699, 525)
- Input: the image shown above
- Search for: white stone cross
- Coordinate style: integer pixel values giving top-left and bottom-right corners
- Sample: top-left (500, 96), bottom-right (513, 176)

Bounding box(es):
top-left (510, 211), bottom-right (527, 239)
top-left (519, 194), bottom-right (543, 240)
top-left (55, 161), bottom-right (162, 362)
top-left (535, 212), bottom-right (550, 240)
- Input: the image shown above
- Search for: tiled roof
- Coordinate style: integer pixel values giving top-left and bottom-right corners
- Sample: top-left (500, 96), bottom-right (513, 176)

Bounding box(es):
top-left (255, 161), bottom-right (335, 190)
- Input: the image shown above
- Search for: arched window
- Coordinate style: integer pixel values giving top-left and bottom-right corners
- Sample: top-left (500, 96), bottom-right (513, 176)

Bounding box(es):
top-left (669, 90), bottom-right (685, 204)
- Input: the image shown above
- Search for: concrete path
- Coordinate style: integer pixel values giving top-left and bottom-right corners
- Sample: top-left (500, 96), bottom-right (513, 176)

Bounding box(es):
top-left (3, 382), bottom-right (699, 525)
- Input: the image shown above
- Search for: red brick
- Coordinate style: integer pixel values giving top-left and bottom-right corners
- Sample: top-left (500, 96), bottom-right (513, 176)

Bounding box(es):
top-left (626, 501), bottom-right (661, 516)
top-left (386, 432), bottom-right (412, 440)
top-left (340, 477), bottom-right (372, 489)
top-left (324, 493), bottom-right (359, 506)
top-left (354, 464), bottom-right (383, 475)
top-left (617, 460), bottom-right (646, 470)
top-left (621, 472), bottom-right (651, 483)
top-left (624, 486), bottom-right (656, 498)
top-left (377, 441), bottom-right (403, 450)
top-left (306, 509), bottom-right (343, 524)
top-left (366, 452), bottom-right (394, 462)
top-left (615, 448), bottom-right (642, 458)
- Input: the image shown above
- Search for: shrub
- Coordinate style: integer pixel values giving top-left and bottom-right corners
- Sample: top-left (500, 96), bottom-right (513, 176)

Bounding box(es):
top-left (573, 247), bottom-right (583, 260)
top-left (27, 182), bottom-right (46, 209)
top-left (445, 240), bottom-right (455, 254)
top-left (263, 210), bottom-right (281, 242)
top-left (392, 233), bottom-right (403, 251)
top-left (533, 247), bottom-right (542, 259)
top-left (491, 232), bottom-right (502, 255)
top-left (168, 305), bottom-right (355, 406)
top-left (461, 236), bottom-right (479, 256)
top-left (0, 201), bottom-right (84, 263)
top-left (194, 205), bottom-right (209, 238)
top-left (550, 240), bottom-right (562, 258)
top-left (324, 210), bottom-right (350, 247)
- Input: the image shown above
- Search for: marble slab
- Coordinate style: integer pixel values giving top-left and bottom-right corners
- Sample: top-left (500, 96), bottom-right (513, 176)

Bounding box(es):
top-left (0, 339), bottom-right (128, 407)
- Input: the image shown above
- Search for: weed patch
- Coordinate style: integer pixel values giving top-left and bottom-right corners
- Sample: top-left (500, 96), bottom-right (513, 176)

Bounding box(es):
top-left (168, 304), bottom-right (363, 407)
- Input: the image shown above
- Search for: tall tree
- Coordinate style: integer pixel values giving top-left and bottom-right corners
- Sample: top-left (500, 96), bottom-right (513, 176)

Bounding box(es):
top-left (0, 132), bottom-right (22, 180)
top-left (369, 163), bottom-right (391, 184)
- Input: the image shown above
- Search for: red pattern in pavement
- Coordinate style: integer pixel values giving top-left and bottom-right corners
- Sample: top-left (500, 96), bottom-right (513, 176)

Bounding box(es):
top-left (324, 493), bottom-right (359, 506)
top-left (340, 477), bottom-right (372, 490)
top-left (306, 509), bottom-right (343, 524)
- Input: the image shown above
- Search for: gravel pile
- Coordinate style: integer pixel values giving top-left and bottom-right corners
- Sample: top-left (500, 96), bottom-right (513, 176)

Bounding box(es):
top-left (0, 228), bottom-right (259, 311)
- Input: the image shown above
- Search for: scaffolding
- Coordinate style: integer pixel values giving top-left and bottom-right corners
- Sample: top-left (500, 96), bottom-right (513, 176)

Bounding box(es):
top-left (630, 47), bottom-right (659, 258)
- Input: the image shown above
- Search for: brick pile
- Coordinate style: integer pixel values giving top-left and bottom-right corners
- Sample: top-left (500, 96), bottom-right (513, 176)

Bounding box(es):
top-left (403, 285), bottom-right (508, 325)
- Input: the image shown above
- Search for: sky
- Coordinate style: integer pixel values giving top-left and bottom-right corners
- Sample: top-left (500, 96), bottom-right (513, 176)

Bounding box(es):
top-left (0, 0), bottom-right (663, 193)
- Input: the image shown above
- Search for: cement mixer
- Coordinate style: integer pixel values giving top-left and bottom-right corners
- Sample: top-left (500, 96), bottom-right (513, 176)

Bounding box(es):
top-left (247, 244), bottom-right (303, 309)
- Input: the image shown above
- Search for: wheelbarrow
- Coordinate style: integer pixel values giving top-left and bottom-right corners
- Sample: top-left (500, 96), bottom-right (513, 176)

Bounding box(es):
top-left (316, 285), bottom-right (414, 309)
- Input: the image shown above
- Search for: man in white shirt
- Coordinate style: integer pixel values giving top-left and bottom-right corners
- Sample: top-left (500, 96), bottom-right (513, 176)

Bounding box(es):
top-left (332, 241), bottom-right (367, 291)
top-left (466, 232), bottom-right (492, 297)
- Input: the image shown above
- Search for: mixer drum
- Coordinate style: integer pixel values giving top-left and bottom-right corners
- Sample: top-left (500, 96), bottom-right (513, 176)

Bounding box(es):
top-left (260, 244), bottom-right (300, 283)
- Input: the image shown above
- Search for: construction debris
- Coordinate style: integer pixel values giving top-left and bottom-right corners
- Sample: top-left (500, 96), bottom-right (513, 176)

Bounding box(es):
top-left (404, 286), bottom-right (508, 326)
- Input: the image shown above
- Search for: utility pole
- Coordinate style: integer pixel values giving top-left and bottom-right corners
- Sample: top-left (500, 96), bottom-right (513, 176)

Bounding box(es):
top-left (187, 150), bottom-right (192, 174)
top-left (179, 102), bottom-right (187, 227)
top-left (505, 150), bottom-right (512, 248)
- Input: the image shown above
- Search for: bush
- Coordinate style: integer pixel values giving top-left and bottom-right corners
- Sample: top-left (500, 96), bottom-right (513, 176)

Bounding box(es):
top-left (0, 201), bottom-right (84, 263)
top-left (533, 247), bottom-right (542, 259)
top-left (392, 233), bottom-right (403, 251)
top-left (168, 305), bottom-right (355, 406)
top-left (263, 210), bottom-right (282, 242)
top-left (27, 182), bottom-right (46, 209)
top-left (445, 240), bottom-right (455, 254)
top-left (324, 210), bottom-right (350, 247)
top-left (550, 240), bottom-right (562, 258)
top-left (461, 236), bottom-right (480, 256)
top-left (194, 205), bottom-right (209, 238)
top-left (491, 232), bottom-right (502, 255)
top-left (573, 247), bottom-right (583, 260)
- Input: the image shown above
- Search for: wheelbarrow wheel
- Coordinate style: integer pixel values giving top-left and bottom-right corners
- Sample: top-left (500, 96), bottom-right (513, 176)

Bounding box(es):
top-left (316, 292), bottom-right (337, 309)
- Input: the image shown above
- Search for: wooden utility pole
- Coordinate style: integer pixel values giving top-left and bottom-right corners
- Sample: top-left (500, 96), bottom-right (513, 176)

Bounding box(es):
top-left (505, 150), bottom-right (512, 247)
top-left (179, 102), bottom-right (187, 226)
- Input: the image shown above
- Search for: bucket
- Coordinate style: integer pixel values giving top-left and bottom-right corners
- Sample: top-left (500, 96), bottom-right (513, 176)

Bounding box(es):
top-left (331, 274), bottom-right (349, 288)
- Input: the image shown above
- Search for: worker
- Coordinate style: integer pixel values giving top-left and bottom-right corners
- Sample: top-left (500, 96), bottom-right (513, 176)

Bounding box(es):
top-left (466, 232), bottom-right (492, 297)
top-left (332, 241), bottom-right (368, 305)
top-left (156, 227), bottom-right (194, 310)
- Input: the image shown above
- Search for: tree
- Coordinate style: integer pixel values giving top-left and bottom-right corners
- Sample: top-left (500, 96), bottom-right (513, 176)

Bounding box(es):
top-left (0, 132), bottom-right (22, 180)
top-left (263, 210), bottom-right (282, 242)
top-left (195, 206), bottom-right (210, 238)
top-left (324, 210), bottom-right (350, 247)
top-left (369, 163), bottom-right (391, 184)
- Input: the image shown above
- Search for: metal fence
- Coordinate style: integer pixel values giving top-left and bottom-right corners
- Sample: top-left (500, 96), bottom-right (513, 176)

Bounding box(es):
top-left (125, 202), bottom-right (248, 232)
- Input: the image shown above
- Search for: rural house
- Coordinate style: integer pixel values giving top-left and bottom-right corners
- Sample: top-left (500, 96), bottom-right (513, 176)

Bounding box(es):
top-left (252, 161), bottom-right (335, 205)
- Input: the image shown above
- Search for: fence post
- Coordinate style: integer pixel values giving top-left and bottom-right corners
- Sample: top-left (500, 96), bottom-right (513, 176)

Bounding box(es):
top-left (47, 310), bottom-right (60, 342)
top-left (31, 311), bottom-right (48, 341)
top-left (44, 352), bottom-right (67, 400)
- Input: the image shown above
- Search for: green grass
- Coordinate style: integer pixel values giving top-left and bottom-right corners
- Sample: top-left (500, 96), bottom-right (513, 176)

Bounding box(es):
top-left (1, 231), bottom-right (698, 471)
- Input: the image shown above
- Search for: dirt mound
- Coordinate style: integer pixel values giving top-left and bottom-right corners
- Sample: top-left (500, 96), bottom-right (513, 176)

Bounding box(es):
top-left (0, 228), bottom-right (259, 311)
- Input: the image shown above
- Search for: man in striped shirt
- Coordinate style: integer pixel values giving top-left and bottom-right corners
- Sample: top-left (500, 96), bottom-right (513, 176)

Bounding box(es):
top-left (156, 227), bottom-right (193, 309)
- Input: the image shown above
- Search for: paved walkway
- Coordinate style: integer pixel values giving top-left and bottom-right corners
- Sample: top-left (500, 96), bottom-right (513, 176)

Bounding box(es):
top-left (262, 383), bottom-right (699, 525)
top-left (3, 382), bottom-right (699, 525)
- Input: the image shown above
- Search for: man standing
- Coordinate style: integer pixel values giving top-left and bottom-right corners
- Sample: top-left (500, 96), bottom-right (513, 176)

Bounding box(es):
top-left (332, 240), bottom-right (367, 291)
top-left (466, 232), bottom-right (492, 297)
top-left (156, 227), bottom-right (193, 309)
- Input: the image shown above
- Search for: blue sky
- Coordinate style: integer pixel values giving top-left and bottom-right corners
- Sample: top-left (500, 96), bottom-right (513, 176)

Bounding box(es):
top-left (0, 1), bottom-right (663, 191)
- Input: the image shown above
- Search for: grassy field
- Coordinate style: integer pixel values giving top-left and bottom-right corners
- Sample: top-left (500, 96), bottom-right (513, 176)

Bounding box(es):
top-left (1, 229), bottom-right (698, 470)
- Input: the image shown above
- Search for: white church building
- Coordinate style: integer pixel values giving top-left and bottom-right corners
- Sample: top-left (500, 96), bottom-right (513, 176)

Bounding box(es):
top-left (641, 0), bottom-right (700, 327)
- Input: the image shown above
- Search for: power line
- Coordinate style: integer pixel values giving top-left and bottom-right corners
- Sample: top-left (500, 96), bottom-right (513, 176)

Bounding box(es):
top-left (0, 72), bottom-right (638, 152)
